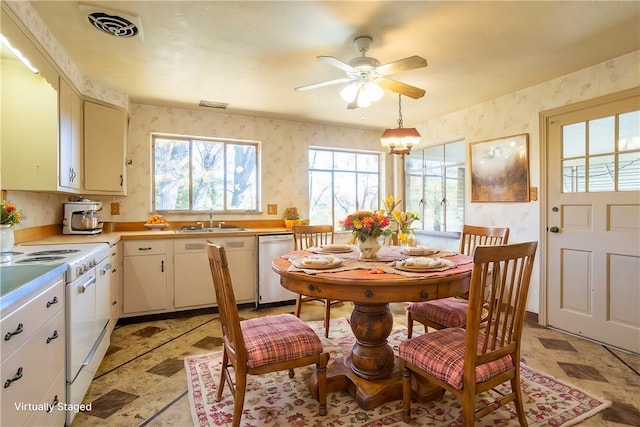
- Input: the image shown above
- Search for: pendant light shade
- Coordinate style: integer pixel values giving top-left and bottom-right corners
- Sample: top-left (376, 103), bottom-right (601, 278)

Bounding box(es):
top-left (381, 94), bottom-right (420, 155)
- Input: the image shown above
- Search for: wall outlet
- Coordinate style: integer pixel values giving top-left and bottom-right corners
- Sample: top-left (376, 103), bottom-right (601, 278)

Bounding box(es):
top-left (267, 204), bottom-right (277, 215)
top-left (110, 202), bottom-right (121, 215)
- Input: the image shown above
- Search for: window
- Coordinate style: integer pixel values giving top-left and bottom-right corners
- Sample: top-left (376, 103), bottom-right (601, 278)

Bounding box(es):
top-left (562, 110), bottom-right (640, 192)
top-left (308, 147), bottom-right (384, 228)
top-left (405, 140), bottom-right (465, 233)
top-left (152, 134), bottom-right (259, 212)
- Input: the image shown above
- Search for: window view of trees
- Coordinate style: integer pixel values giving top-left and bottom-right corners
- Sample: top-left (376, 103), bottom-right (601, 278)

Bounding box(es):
top-left (308, 148), bottom-right (383, 228)
top-left (153, 135), bottom-right (258, 212)
top-left (405, 140), bottom-right (465, 233)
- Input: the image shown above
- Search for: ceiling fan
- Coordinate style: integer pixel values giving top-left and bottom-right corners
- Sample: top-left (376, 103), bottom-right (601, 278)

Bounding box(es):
top-left (295, 36), bottom-right (427, 109)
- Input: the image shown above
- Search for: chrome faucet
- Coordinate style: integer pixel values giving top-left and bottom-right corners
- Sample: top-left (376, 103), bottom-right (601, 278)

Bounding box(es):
top-left (209, 208), bottom-right (214, 228)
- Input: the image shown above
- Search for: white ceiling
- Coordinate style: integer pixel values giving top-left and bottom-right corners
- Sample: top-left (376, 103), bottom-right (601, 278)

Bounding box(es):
top-left (28, 1), bottom-right (640, 130)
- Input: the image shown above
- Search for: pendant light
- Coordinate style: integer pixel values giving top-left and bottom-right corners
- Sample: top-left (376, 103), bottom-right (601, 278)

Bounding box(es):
top-left (380, 94), bottom-right (420, 155)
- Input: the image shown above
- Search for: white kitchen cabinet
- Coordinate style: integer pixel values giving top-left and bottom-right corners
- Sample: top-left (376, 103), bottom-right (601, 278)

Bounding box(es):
top-left (0, 13), bottom-right (61, 193)
top-left (174, 239), bottom-right (216, 309)
top-left (0, 274), bottom-right (65, 427)
top-left (108, 242), bottom-right (122, 333)
top-left (58, 78), bottom-right (83, 191)
top-left (122, 240), bottom-right (168, 314)
top-left (84, 100), bottom-right (128, 195)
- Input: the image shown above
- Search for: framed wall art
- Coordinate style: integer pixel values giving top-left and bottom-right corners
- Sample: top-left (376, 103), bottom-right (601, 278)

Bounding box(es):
top-left (469, 133), bottom-right (530, 202)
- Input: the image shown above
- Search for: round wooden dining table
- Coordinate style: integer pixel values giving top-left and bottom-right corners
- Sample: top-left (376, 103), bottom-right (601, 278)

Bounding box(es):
top-left (272, 248), bottom-right (473, 410)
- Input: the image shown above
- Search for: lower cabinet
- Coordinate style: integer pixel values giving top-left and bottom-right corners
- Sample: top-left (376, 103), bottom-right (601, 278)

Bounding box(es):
top-left (0, 275), bottom-right (66, 427)
top-left (108, 242), bottom-right (122, 333)
top-left (122, 240), bottom-right (168, 314)
top-left (121, 237), bottom-right (257, 316)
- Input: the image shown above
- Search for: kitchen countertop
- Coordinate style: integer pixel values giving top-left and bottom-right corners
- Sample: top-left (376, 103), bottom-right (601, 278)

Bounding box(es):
top-left (19, 228), bottom-right (292, 246)
top-left (4, 228), bottom-right (292, 311)
top-left (0, 263), bottom-right (67, 312)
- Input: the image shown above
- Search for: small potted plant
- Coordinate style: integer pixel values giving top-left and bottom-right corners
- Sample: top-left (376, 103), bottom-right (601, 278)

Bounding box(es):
top-left (284, 207), bottom-right (303, 230)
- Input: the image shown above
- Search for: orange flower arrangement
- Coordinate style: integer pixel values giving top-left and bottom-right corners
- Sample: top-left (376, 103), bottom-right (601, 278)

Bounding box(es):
top-left (1, 200), bottom-right (22, 226)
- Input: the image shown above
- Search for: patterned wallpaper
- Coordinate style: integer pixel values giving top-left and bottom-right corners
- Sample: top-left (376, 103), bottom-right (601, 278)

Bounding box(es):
top-left (3, 1), bottom-right (639, 314)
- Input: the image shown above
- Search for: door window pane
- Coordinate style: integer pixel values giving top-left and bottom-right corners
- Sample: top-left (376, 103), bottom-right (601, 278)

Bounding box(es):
top-left (589, 116), bottom-right (615, 155)
top-left (561, 109), bottom-right (639, 192)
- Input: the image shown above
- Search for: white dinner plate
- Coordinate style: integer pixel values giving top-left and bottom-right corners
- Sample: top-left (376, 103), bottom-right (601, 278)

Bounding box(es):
top-left (400, 247), bottom-right (439, 256)
top-left (314, 245), bottom-right (353, 254)
top-left (393, 258), bottom-right (454, 272)
top-left (291, 256), bottom-right (343, 270)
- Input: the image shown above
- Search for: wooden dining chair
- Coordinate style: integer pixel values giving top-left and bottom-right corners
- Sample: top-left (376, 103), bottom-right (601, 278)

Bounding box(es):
top-left (291, 224), bottom-right (340, 338)
top-left (406, 225), bottom-right (510, 337)
top-left (399, 241), bottom-right (538, 426)
top-left (206, 242), bottom-right (329, 427)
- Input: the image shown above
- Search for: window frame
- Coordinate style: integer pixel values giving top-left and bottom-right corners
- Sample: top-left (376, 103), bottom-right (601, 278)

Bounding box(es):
top-left (151, 133), bottom-right (261, 214)
top-left (308, 146), bottom-right (386, 230)
top-left (405, 140), bottom-right (466, 235)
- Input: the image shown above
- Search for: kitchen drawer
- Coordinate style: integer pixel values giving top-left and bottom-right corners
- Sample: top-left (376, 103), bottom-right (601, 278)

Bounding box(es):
top-left (23, 368), bottom-right (66, 427)
top-left (1, 310), bottom-right (65, 426)
top-left (123, 240), bottom-right (166, 256)
top-left (1, 277), bottom-right (64, 363)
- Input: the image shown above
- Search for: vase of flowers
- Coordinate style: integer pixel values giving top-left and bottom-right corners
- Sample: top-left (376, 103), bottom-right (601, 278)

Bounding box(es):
top-left (392, 210), bottom-right (420, 246)
top-left (341, 210), bottom-right (393, 259)
top-left (1, 200), bottom-right (22, 252)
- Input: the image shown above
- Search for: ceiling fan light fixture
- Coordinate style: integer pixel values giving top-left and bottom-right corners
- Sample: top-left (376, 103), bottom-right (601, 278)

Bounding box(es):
top-left (340, 81), bottom-right (384, 107)
top-left (381, 94), bottom-right (421, 155)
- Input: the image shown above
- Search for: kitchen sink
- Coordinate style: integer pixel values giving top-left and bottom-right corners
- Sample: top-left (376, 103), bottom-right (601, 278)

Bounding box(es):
top-left (174, 227), bottom-right (248, 233)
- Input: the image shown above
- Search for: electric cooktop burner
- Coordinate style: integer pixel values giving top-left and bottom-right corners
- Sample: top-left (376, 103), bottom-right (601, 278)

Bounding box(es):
top-left (0, 251), bottom-right (24, 256)
top-left (29, 249), bottom-right (82, 256)
top-left (15, 256), bottom-right (66, 263)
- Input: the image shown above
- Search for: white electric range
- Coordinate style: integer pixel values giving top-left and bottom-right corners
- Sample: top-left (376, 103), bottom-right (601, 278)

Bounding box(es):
top-left (1, 243), bottom-right (110, 425)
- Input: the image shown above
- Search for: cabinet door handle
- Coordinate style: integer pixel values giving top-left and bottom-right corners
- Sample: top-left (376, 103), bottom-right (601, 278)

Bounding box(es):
top-left (138, 247), bottom-right (153, 251)
top-left (46, 296), bottom-right (59, 308)
top-left (101, 263), bottom-right (112, 275)
top-left (161, 260), bottom-right (164, 272)
top-left (48, 395), bottom-right (60, 412)
top-left (46, 330), bottom-right (59, 344)
top-left (4, 323), bottom-right (24, 341)
top-left (4, 367), bottom-right (23, 388)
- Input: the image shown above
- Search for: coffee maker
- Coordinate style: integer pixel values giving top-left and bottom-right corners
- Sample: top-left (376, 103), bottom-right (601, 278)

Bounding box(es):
top-left (63, 199), bottom-right (103, 235)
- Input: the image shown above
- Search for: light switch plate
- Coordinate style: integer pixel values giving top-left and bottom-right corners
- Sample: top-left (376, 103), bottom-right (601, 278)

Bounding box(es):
top-left (267, 204), bottom-right (277, 215)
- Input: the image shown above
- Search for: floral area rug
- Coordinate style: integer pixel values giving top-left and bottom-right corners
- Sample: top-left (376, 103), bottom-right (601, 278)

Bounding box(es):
top-left (184, 318), bottom-right (611, 426)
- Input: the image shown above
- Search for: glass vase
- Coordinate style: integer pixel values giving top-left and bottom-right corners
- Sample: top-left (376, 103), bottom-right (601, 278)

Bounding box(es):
top-left (358, 235), bottom-right (381, 259)
top-left (0, 224), bottom-right (15, 252)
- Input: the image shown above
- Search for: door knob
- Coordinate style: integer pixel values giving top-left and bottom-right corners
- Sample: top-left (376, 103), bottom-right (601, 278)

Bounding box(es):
top-left (549, 226), bottom-right (560, 233)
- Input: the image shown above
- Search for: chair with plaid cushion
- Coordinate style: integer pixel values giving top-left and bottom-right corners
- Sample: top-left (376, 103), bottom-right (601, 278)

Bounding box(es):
top-left (207, 242), bottom-right (329, 427)
top-left (399, 241), bottom-right (537, 426)
top-left (292, 224), bottom-right (340, 338)
top-left (406, 225), bottom-right (509, 337)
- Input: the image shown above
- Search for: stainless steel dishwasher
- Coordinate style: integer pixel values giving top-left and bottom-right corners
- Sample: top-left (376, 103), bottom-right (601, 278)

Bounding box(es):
top-left (257, 234), bottom-right (297, 306)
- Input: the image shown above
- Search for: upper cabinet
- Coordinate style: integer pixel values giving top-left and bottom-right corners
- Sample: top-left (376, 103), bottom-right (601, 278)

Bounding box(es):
top-left (1, 12), bottom-right (61, 192)
top-left (83, 101), bottom-right (128, 195)
top-left (58, 78), bottom-right (83, 191)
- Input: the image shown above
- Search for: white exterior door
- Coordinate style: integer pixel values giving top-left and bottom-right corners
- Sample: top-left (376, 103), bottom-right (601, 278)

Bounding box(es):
top-left (546, 89), bottom-right (640, 353)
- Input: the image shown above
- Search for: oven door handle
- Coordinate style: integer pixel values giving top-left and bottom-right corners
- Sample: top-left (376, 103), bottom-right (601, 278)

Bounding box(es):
top-left (78, 275), bottom-right (97, 294)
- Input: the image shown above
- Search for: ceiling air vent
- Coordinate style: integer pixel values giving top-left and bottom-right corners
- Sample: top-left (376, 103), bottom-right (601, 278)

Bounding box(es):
top-left (80, 4), bottom-right (143, 39)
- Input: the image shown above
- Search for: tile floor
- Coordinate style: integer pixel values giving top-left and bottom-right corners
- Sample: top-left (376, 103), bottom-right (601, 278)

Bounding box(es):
top-left (70, 302), bottom-right (639, 426)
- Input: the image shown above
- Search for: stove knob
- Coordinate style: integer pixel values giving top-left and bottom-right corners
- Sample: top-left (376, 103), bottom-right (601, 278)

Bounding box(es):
top-left (76, 266), bottom-right (83, 276)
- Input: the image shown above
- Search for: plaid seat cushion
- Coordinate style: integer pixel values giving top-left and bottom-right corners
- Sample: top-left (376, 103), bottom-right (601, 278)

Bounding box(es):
top-left (241, 314), bottom-right (323, 368)
top-left (399, 328), bottom-right (513, 389)
top-left (407, 297), bottom-right (469, 328)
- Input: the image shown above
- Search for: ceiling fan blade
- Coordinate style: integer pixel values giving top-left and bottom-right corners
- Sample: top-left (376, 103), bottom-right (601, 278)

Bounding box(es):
top-left (295, 77), bottom-right (352, 92)
top-left (376, 55), bottom-right (427, 76)
top-left (317, 56), bottom-right (356, 72)
top-left (379, 78), bottom-right (426, 99)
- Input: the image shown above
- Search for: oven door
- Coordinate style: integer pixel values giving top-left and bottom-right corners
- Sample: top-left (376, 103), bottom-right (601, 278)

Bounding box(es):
top-left (66, 269), bottom-right (99, 382)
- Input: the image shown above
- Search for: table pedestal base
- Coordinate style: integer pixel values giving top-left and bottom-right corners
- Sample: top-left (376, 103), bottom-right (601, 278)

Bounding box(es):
top-left (307, 355), bottom-right (445, 410)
